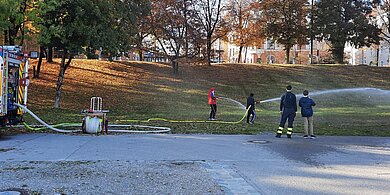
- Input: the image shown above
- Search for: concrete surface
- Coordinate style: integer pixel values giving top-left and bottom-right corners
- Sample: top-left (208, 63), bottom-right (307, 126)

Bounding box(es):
top-left (0, 133), bottom-right (389, 194)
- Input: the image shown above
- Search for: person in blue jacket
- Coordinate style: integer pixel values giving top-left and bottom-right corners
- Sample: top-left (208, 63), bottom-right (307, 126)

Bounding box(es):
top-left (299, 90), bottom-right (316, 139)
top-left (276, 85), bottom-right (297, 138)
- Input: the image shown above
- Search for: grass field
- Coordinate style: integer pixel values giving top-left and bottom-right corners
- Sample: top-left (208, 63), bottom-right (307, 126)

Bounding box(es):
top-left (19, 60), bottom-right (390, 136)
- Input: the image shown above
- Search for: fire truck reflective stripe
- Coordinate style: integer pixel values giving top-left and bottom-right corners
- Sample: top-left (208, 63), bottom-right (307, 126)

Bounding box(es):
top-left (17, 62), bottom-right (25, 114)
top-left (17, 88), bottom-right (23, 114)
top-left (18, 88), bottom-right (23, 98)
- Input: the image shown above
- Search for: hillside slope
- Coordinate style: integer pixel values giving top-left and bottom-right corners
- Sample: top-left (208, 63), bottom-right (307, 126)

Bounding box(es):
top-left (25, 60), bottom-right (390, 135)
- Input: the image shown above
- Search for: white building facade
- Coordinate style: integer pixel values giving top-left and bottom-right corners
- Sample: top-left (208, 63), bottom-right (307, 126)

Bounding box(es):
top-left (219, 39), bottom-right (330, 64)
top-left (354, 7), bottom-right (390, 66)
top-left (355, 45), bottom-right (390, 66)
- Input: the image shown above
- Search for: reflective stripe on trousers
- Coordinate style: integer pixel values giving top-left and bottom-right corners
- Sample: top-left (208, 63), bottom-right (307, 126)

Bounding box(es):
top-left (277, 126), bottom-right (283, 134)
top-left (287, 128), bottom-right (293, 135)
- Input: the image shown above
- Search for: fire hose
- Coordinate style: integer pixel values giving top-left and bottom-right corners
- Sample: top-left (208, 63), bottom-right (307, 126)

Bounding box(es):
top-left (15, 103), bottom-right (172, 133)
top-left (15, 103), bottom-right (252, 134)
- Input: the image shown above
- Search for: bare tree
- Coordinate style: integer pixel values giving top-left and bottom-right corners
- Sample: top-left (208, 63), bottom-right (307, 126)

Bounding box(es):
top-left (373, 0), bottom-right (390, 45)
top-left (195, 0), bottom-right (226, 65)
top-left (150, 0), bottom-right (202, 74)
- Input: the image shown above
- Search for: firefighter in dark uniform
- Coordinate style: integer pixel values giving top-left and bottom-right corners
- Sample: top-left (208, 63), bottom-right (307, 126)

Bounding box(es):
top-left (246, 93), bottom-right (257, 124)
top-left (276, 85), bottom-right (297, 138)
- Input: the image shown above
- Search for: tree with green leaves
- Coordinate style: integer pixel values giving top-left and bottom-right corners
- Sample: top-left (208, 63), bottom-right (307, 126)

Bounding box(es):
top-left (89, 0), bottom-right (150, 58)
top-left (0, 0), bottom-right (39, 45)
top-left (38, 0), bottom-right (146, 108)
top-left (313, 0), bottom-right (381, 64)
top-left (259, 0), bottom-right (308, 64)
top-left (0, 0), bottom-right (24, 45)
top-left (130, 1), bottom-right (152, 61)
top-left (38, 0), bottom-right (102, 107)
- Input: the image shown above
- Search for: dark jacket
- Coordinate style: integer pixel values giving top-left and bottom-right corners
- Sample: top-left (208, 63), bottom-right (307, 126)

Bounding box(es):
top-left (247, 96), bottom-right (255, 110)
top-left (280, 92), bottom-right (297, 113)
top-left (299, 96), bottom-right (316, 117)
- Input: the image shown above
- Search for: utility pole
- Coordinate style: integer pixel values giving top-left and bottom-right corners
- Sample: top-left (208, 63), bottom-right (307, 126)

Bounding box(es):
top-left (310, 0), bottom-right (314, 64)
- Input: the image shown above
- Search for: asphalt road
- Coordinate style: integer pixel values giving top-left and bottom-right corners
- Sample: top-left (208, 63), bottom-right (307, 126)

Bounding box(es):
top-left (1, 132), bottom-right (389, 194)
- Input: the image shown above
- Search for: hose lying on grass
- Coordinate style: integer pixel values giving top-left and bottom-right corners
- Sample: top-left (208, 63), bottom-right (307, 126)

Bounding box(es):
top-left (118, 106), bottom-right (251, 124)
top-left (15, 104), bottom-right (251, 134)
top-left (15, 103), bottom-right (171, 134)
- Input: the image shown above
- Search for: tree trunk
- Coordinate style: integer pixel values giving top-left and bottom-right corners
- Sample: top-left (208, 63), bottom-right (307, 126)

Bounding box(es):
top-left (54, 49), bottom-right (73, 108)
top-left (8, 26), bottom-right (18, 45)
top-left (376, 47), bottom-right (380, 66)
top-left (244, 47), bottom-right (248, 63)
top-left (285, 47), bottom-right (291, 64)
top-left (184, 2), bottom-right (189, 57)
top-left (138, 48), bottom-right (143, 61)
top-left (171, 59), bottom-right (179, 74)
top-left (47, 47), bottom-right (53, 63)
top-left (36, 46), bottom-right (45, 78)
top-left (332, 46), bottom-right (345, 64)
top-left (43, 47), bottom-right (47, 58)
top-left (388, 48), bottom-right (390, 66)
top-left (19, 24), bottom-right (25, 46)
top-left (207, 35), bottom-right (212, 66)
top-left (331, 40), bottom-right (346, 64)
top-left (7, 29), bottom-right (14, 45)
top-left (3, 30), bottom-right (7, 45)
top-left (238, 46), bottom-right (243, 63)
top-left (18, 0), bottom-right (28, 46)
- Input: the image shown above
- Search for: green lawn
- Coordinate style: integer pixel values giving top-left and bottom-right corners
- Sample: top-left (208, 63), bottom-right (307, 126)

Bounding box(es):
top-left (15, 60), bottom-right (390, 136)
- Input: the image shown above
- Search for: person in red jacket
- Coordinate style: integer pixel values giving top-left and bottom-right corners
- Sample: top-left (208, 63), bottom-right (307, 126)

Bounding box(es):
top-left (208, 87), bottom-right (217, 120)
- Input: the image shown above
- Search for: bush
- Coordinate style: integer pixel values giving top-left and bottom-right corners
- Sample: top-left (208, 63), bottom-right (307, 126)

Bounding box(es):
top-left (86, 52), bottom-right (99, 59)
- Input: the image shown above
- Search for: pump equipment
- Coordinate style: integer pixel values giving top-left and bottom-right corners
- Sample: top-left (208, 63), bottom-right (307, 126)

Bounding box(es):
top-left (81, 97), bottom-right (109, 134)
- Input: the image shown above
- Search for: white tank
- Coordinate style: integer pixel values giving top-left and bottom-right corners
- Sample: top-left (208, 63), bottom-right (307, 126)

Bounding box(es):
top-left (85, 116), bottom-right (102, 134)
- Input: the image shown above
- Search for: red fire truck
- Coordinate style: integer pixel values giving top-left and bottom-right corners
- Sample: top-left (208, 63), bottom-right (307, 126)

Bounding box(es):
top-left (0, 46), bottom-right (29, 126)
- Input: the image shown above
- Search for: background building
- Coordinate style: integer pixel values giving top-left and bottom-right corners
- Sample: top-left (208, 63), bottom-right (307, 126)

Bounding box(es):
top-left (353, 7), bottom-right (390, 67)
top-left (355, 45), bottom-right (390, 66)
top-left (215, 38), bottom-right (331, 64)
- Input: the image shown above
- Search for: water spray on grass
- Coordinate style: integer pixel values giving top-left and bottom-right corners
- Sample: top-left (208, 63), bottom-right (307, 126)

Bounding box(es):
top-left (259, 87), bottom-right (390, 103)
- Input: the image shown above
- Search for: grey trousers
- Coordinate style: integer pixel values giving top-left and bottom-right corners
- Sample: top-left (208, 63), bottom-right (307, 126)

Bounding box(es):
top-left (303, 116), bottom-right (314, 136)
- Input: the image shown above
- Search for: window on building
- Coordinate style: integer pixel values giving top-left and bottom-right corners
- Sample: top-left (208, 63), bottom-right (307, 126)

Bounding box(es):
top-left (266, 39), bottom-right (275, 50)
